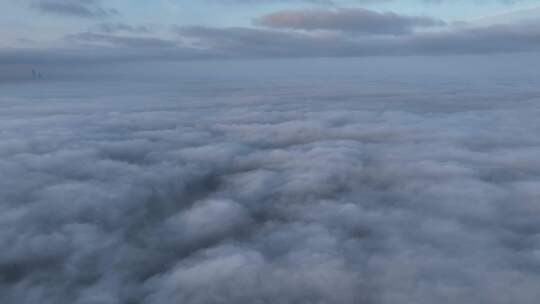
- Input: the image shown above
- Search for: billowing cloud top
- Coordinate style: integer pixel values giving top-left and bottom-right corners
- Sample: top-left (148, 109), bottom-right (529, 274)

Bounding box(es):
top-left (1, 57), bottom-right (540, 303)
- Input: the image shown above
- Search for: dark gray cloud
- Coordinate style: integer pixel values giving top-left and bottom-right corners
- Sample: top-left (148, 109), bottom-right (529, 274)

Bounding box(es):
top-left (66, 32), bottom-right (177, 49)
top-left (254, 8), bottom-right (446, 34)
top-left (177, 26), bottom-right (332, 57)
top-left (1, 59), bottom-right (540, 303)
top-left (401, 22), bottom-right (540, 54)
top-left (1, 18), bottom-right (539, 77)
top-left (94, 23), bottom-right (152, 34)
top-left (177, 21), bottom-right (540, 57)
top-left (31, 0), bottom-right (118, 18)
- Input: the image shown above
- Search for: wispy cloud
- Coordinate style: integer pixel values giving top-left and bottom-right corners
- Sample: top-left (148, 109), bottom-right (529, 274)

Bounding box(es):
top-left (31, 0), bottom-right (118, 18)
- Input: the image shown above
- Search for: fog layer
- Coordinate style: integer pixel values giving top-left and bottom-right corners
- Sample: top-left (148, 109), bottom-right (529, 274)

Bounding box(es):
top-left (1, 57), bottom-right (540, 304)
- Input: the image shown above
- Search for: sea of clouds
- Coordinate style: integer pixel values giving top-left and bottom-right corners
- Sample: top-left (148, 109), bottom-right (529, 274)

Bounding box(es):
top-left (1, 57), bottom-right (540, 304)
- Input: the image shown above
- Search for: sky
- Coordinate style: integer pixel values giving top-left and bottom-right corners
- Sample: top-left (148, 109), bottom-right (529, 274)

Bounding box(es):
top-left (1, 0), bottom-right (540, 79)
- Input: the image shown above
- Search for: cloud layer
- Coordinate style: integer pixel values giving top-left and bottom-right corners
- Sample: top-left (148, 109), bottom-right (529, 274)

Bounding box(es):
top-left (31, 0), bottom-right (118, 18)
top-left (1, 59), bottom-right (540, 303)
top-left (255, 8), bottom-right (445, 34)
top-left (2, 8), bottom-right (540, 74)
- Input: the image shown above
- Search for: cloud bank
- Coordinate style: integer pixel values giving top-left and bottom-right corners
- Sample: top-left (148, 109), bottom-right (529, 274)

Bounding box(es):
top-left (1, 59), bottom-right (540, 303)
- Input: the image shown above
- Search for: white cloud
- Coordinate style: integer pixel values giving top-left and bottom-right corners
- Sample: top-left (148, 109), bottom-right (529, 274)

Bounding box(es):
top-left (1, 58), bottom-right (540, 303)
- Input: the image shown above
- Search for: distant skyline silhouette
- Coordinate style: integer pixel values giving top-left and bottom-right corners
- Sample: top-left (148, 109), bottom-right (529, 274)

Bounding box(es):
top-left (32, 68), bottom-right (43, 79)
